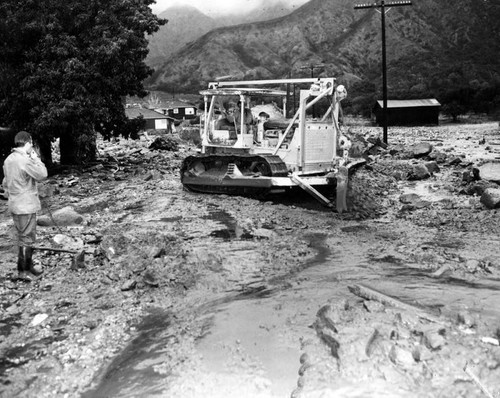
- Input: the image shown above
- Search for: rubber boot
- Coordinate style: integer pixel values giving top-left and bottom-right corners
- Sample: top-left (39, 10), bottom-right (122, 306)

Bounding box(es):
top-left (17, 246), bottom-right (24, 273)
top-left (17, 246), bottom-right (33, 281)
top-left (24, 246), bottom-right (43, 277)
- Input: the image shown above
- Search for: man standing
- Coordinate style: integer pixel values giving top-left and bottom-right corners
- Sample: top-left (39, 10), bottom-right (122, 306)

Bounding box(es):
top-left (2, 131), bottom-right (48, 280)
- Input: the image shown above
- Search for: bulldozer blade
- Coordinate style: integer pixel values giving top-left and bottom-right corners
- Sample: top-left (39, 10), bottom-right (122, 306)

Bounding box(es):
top-left (336, 166), bottom-right (349, 214)
top-left (290, 174), bottom-right (333, 208)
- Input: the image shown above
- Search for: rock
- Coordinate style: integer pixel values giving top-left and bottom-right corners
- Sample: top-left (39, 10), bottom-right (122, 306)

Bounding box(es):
top-left (52, 234), bottom-right (84, 250)
top-left (472, 167), bottom-right (481, 180)
top-left (38, 206), bottom-right (84, 226)
top-left (411, 142), bottom-right (433, 158)
top-left (363, 300), bottom-right (385, 313)
top-left (462, 170), bottom-right (475, 183)
top-left (121, 280), bottom-right (137, 291)
top-left (478, 162), bottom-right (500, 183)
top-left (457, 311), bottom-right (476, 327)
top-left (448, 157), bottom-right (463, 166)
top-left (31, 313), bottom-right (49, 326)
top-left (393, 170), bottom-right (406, 180)
top-left (480, 188), bottom-right (500, 209)
top-left (424, 161), bottom-right (440, 175)
top-left (143, 271), bottom-right (159, 287)
top-left (465, 259), bottom-right (481, 273)
top-left (412, 344), bottom-right (433, 362)
top-left (314, 305), bottom-right (338, 333)
top-left (299, 353), bottom-right (309, 364)
top-left (409, 164), bottom-right (431, 180)
top-left (466, 180), bottom-right (496, 196)
top-left (399, 193), bottom-right (421, 204)
top-left (430, 264), bottom-right (452, 278)
top-left (253, 228), bottom-right (276, 239)
top-left (423, 329), bottom-right (446, 350)
top-left (84, 319), bottom-right (98, 329)
top-left (428, 151), bottom-right (447, 163)
top-left (389, 345), bottom-right (415, 367)
top-left (481, 337), bottom-right (499, 346)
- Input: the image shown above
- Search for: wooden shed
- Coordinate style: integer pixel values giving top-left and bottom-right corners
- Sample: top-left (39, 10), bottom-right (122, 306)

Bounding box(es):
top-left (156, 100), bottom-right (198, 124)
top-left (372, 99), bottom-right (441, 126)
top-left (125, 107), bottom-right (175, 131)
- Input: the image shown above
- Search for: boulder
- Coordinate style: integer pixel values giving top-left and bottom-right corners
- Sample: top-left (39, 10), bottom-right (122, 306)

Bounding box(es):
top-left (409, 164), bottom-right (431, 180)
top-left (478, 162), bottom-right (500, 183)
top-left (466, 180), bottom-right (497, 196)
top-left (411, 142), bottom-right (433, 158)
top-left (428, 151), bottom-right (447, 163)
top-left (480, 188), bottom-right (500, 209)
top-left (399, 193), bottom-right (421, 204)
top-left (38, 206), bottom-right (84, 226)
top-left (424, 161), bottom-right (440, 175)
top-left (389, 345), bottom-right (415, 367)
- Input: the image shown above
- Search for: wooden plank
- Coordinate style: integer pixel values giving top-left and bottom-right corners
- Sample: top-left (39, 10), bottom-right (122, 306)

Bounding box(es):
top-left (348, 283), bottom-right (445, 324)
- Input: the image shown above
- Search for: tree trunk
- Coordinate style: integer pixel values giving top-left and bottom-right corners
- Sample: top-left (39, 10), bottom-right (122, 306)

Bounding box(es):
top-left (38, 137), bottom-right (53, 168)
top-left (59, 124), bottom-right (97, 165)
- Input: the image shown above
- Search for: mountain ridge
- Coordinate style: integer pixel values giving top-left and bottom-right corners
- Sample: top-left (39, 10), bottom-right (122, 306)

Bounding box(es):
top-left (146, 0), bottom-right (500, 115)
top-left (146, 1), bottom-right (300, 68)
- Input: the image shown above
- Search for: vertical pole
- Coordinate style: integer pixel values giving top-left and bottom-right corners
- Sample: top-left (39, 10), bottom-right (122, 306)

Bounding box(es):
top-left (354, 0), bottom-right (412, 146)
top-left (381, 1), bottom-right (388, 144)
top-left (287, 71), bottom-right (291, 118)
top-left (310, 67), bottom-right (315, 118)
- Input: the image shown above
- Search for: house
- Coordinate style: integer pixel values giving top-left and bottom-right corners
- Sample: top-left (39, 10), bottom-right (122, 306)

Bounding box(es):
top-left (372, 99), bottom-right (441, 126)
top-left (155, 100), bottom-right (198, 124)
top-left (125, 107), bottom-right (176, 131)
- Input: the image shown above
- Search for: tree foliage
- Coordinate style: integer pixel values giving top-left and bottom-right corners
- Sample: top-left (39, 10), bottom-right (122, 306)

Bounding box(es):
top-left (0, 0), bottom-right (165, 165)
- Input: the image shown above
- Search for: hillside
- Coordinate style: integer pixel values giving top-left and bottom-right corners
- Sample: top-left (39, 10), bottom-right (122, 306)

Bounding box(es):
top-left (146, 0), bottom-right (500, 115)
top-left (145, 5), bottom-right (218, 68)
top-left (146, 1), bottom-right (299, 68)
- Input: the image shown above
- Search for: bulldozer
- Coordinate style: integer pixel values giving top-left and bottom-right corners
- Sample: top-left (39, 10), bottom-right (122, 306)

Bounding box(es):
top-left (180, 77), bottom-right (364, 212)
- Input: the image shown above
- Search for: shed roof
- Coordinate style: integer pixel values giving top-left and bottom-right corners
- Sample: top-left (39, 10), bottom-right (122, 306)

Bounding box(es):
top-left (125, 108), bottom-right (170, 120)
top-left (375, 99), bottom-right (441, 109)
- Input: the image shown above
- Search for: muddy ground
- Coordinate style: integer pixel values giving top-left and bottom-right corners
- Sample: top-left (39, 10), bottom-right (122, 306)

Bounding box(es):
top-left (1, 121), bottom-right (500, 398)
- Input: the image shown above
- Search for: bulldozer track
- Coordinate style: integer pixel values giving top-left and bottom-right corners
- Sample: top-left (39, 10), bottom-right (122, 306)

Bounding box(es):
top-left (180, 154), bottom-right (289, 197)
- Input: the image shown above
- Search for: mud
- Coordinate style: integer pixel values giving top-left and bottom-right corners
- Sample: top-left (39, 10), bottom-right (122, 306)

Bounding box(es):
top-left (1, 122), bottom-right (500, 398)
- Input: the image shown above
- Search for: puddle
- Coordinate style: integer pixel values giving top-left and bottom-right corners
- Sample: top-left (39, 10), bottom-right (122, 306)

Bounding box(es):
top-left (82, 308), bottom-right (173, 398)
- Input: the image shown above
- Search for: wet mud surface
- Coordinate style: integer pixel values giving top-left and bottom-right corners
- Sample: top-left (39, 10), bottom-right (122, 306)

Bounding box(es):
top-left (1, 122), bottom-right (500, 397)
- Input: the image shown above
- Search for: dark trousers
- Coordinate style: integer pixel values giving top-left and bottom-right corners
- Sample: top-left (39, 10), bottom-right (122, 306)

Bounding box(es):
top-left (12, 213), bottom-right (36, 247)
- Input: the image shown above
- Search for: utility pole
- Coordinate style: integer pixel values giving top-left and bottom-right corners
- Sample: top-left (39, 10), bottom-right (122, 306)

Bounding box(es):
top-left (354, 0), bottom-right (412, 144)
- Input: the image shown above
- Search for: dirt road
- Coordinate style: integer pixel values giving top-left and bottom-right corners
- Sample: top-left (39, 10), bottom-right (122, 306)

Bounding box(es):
top-left (1, 122), bottom-right (499, 398)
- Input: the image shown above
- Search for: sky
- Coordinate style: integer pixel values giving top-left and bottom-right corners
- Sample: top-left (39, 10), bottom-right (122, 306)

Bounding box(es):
top-left (150, 0), bottom-right (310, 16)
